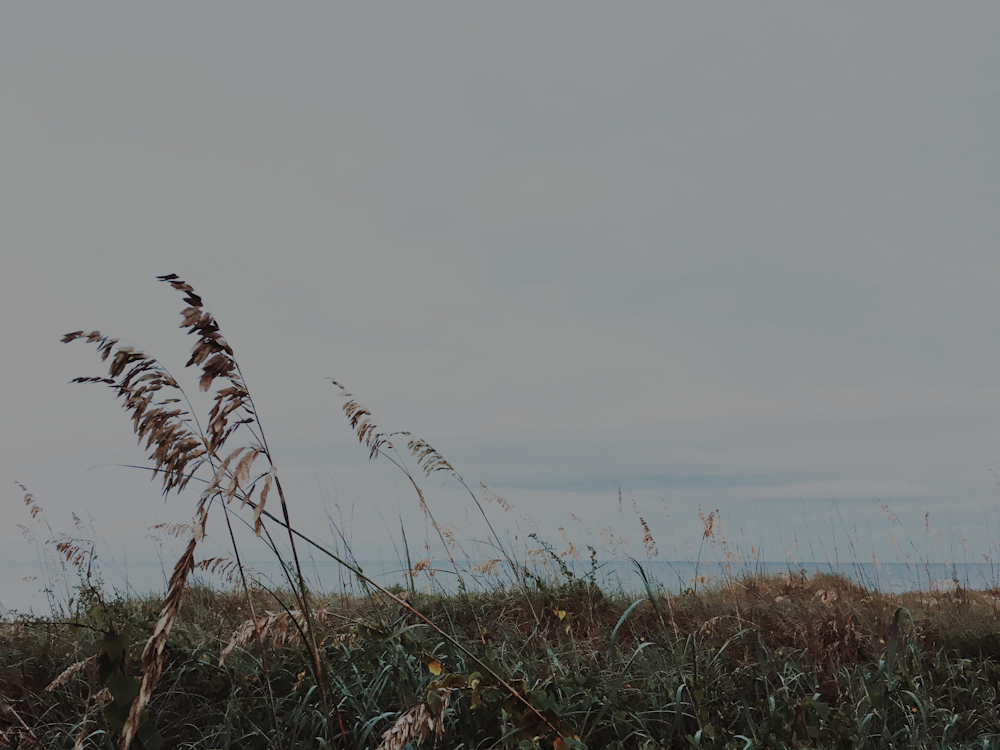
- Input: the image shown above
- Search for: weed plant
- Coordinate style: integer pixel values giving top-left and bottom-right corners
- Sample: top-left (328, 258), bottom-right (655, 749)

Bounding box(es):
top-left (5, 275), bottom-right (1000, 749)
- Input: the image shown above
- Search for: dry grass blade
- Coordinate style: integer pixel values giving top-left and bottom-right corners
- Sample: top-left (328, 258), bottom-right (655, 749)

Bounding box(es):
top-left (61, 331), bottom-right (207, 497)
top-left (63, 275), bottom-right (322, 745)
top-left (330, 380), bottom-right (394, 459)
top-left (377, 689), bottom-right (454, 750)
top-left (254, 473), bottom-right (271, 537)
top-left (121, 534), bottom-right (197, 750)
top-left (194, 556), bottom-right (243, 585)
top-left (407, 438), bottom-right (458, 480)
top-left (225, 446), bottom-right (263, 504)
top-left (23, 492), bottom-right (41, 518)
top-left (219, 608), bottom-right (337, 665)
top-left (639, 516), bottom-right (658, 558)
top-left (45, 655), bottom-right (97, 692)
top-left (409, 557), bottom-right (434, 578)
top-left (148, 522), bottom-right (191, 542)
top-left (479, 483), bottom-right (512, 512)
top-left (156, 274), bottom-right (255, 454)
top-left (204, 445), bottom-right (246, 497)
top-left (54, 537), bottom-right (95, 570)
top-left (472, 559), bottom-right (502, 576)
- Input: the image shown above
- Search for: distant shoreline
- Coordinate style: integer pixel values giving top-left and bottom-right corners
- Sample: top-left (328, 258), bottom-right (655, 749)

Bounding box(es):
top-left (5, 558), bottom-right (996, 616)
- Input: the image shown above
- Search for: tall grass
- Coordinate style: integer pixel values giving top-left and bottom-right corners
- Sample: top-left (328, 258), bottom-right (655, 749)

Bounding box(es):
top-left (5, 274), bottom-right (1000, 749)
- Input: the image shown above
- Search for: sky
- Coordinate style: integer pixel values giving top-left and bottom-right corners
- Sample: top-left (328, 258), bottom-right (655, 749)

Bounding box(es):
top-left (3, 4), bottom-right (1000, 609)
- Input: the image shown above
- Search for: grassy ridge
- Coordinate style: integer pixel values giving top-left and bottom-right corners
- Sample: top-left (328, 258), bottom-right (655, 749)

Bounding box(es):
top-left (9, 274), bottom-right (1000, 749)
top-left (5, 572), bottom-right (1000, 748)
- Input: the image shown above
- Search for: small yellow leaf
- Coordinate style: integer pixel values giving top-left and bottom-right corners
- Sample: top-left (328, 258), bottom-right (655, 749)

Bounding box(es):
top-left (428, 660), bottom-right (442, 675)
top-left (556, 609), bottom-right (567, 620)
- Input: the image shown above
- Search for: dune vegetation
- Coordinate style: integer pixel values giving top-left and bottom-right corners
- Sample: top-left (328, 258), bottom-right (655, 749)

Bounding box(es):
top-left (5, 275), bottom-right (1000, 750)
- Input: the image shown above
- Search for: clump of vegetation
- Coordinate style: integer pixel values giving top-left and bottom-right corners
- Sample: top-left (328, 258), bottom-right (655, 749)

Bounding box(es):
top-left (6, 275), bottom-right (1000, 749)
top-left (8, 566), bottom-right (1000, 748)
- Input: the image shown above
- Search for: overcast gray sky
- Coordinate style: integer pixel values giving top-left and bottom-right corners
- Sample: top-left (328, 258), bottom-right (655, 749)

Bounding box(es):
top-left (4, 4), bottom-right (1000, 607)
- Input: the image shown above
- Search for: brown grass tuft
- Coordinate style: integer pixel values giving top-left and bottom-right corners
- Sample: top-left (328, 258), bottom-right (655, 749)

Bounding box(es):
top-left (639, 517), bottom-right (658, 558)
top-left (194, 556), bottom-right (242, 585)
top-left (479, 483), bottom-right (512, 512)
top-left (407, 438), bottom-right (457, 479)
top-left (473, 559), bottom-right (502, 577)
top-left (23, 493), bottom-right (41, 519)
top-left (218, 608), bottom-right (340, 666)
top-left (377, 688), bottom-right (454, 750)
top-left (147, 521), bottom-right (191, 541)
top-left (409, 558), bottom-right (434, 579)
top-left (61, 330), bottom-right (207, 498)
top-left (45, 655), bottom-right (97, 692)
top-left (331, 380), bottom-right (396, 460)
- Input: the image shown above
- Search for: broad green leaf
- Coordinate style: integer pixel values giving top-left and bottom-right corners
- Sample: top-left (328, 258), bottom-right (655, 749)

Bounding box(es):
top-left (137, 722), bottom-right (164, 750)
top-left (107, 671), bottom-right (140, 705)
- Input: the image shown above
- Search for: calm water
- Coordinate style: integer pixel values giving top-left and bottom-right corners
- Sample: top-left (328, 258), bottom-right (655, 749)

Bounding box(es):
top-left (4, 557), bottom-right (998, 616)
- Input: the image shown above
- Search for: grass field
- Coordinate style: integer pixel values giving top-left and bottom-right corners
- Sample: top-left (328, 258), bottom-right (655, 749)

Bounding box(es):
top-left (6, 274), bottom-right (1000, 749)
top-left (7, 568), bottom-right (1000, 749)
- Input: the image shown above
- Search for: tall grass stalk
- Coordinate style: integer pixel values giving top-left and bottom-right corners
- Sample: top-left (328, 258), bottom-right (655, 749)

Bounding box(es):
top-left (56, 275), bottom-right (571, 749)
